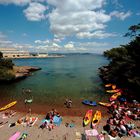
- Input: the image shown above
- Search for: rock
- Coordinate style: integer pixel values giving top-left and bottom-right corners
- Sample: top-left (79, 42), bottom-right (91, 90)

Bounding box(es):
top-left (14, 66), bottom-right (41, 80)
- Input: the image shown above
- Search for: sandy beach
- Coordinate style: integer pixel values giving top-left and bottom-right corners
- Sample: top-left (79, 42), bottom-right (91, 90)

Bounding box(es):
top-left (0, 109), bottom-right (139, 140)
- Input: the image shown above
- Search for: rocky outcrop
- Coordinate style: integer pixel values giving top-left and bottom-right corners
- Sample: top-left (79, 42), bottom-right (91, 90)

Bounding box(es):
top-left (14, 66), bottom-right (41, 80)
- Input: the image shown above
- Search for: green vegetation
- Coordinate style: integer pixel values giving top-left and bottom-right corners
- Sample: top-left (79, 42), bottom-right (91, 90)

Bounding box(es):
top-left (0, 52), bottom-right (15, 81)
top-left (100, 23), bottom-right (140, 96)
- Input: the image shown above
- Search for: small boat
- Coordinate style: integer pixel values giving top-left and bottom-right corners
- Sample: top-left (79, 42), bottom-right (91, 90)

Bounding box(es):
top-left (83, 109), bottom-right (93, 126)
top-left (98, 102), bottom-right (111, 107)
top-left (0, 101), bottom-right (17, 112)
top-left (106, 89), bottom-right (120, 93)
top-left (92, 110), bottom-right (101, 127)
top-left (110, 92), bottom-right (121, 102)
top-left (82, 100), bottom-right (97, 106)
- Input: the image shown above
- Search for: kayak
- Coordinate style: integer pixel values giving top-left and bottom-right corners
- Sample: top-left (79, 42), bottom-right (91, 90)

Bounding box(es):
top-left (92, 110), bottom-right (101, 127)
top-left (83, 109), bottom-right (93, 126)
top-left (98, 102), bottom-right (111, 107)
top-left (0, 101), bottom-right (17, 112)
top-left (105, 84), bottom-right (113, 87)
top-left (18, 132), bottom-right (28, 140)
top-left (118, 97), bottom-right (127, 102)
top-left (106, 89), bottom-right (120, 93)
top-left (9, 132), bottom-right (20, 140)
top-left (110, 92), bottom-right (121, 102)
top-left (112, 85), bottom-right (116, 89)
top-left (82, 100), bottom-right (97, 106)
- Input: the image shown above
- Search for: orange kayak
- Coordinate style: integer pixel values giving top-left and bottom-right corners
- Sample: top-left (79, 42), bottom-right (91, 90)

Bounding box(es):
top-left (112, 85), bottom-right (116, 89)
top-left (92, 110), bottom-right (101, 127)
top-left (110, 92), bottom-right (121, 101)
top-left (83, 109), bottom-right (93, 126)
top-left (98, 102), bottom-right (111, 107)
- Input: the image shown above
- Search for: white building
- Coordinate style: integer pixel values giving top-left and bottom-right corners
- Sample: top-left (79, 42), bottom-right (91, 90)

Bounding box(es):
top-left (0, 48), bottom-right (30, 58)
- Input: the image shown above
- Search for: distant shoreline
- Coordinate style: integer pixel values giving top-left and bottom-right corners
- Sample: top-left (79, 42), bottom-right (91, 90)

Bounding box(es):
top-left (4, 55), bottom-right (65, 59)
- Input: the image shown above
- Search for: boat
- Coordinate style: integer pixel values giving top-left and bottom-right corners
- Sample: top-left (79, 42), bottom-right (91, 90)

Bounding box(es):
top-left (106, 89), bottom-right (120, 93)
top-left (82, 100), bottom-right (97, 106)
top-left (0, 101), bottom-right (17, 112)
top-left (110, 92), bottom-right (121, 102)
top-left (92, 110), bottom-right (101, 127)
top-left (98, 102), bottom-right (111, 107)
top-left (112, 85), bottom-right (116, 89)
top-left (83, 109), bottom-right (93, 126)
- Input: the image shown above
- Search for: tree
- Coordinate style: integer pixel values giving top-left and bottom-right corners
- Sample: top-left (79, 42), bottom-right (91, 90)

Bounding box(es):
top-left (0, 52), bottom-right (3, 59)
top-left (100, 23), bottom-right (140, 98)
top-left (124, 23), bottom-right (140, 37)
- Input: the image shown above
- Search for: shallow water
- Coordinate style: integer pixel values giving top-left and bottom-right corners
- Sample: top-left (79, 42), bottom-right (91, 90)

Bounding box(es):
top-left (0, 54), bottom-right (109, 115)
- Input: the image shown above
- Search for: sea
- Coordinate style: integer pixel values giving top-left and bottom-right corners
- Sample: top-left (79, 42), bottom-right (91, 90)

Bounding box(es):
top-left (0, 54), bottom-right (109, 116)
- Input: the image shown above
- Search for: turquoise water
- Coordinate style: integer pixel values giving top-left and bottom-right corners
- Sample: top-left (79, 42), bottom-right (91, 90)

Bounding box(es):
top-left (0, 54), bottom-right (109, 114)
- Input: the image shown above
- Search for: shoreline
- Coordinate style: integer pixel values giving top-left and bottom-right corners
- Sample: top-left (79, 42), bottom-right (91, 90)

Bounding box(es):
top-left (3, 55), bottom-right (65, 59)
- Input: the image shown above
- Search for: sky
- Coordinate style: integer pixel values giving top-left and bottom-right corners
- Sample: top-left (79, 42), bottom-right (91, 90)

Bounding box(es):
top-left (0, 0), bottom-right (139, 54)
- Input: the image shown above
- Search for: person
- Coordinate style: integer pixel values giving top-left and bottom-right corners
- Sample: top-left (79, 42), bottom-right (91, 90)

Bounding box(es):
top-left (40, 121), bottom-right (47, 129)
top-left (68, 99), bottom-right (72, 108)
top-left (45, 113), bottom-right (50, 120)
top-left (64, 99), bottom-right (72, 108)
top-left (103, 124), bottom-right (111, 133)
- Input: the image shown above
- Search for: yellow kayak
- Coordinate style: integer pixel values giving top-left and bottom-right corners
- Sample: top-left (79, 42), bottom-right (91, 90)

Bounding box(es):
top-left (92, 110), bottom-right (101, 127)
top-left (105, 83), bottom-right (112, 87)
top-left (112, 85), bottom-right (116, 89)
top-left (106, 89), bottom-right (120, 93)
top-left (98, 102), bottom-right (111, 107)
top-left (110, 92), bottom-right (121, 101)
top-left (83, 109), bottom-right (93, 126)
top-left (0, 101), bottom-right (17, 111)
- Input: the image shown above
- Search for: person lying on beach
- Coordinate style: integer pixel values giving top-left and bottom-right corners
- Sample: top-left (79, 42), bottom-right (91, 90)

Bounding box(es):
top-left (2, 110), bottom-right (16, 119)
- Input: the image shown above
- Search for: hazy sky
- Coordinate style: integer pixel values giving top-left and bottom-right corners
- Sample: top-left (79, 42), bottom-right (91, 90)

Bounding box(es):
top-left (0, 0), bottom-right (139, 53)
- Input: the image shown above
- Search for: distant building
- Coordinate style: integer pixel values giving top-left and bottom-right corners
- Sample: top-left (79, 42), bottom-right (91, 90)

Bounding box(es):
top-left (0, 48), bottom-right (30, 58)
top-left (37, 53), bottom-right (48, 57)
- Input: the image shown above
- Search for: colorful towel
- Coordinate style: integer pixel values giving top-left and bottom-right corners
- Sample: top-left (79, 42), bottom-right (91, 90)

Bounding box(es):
top-left (9, 132), bottom-right (20, 140)
top-left (53, 116), bottom-right (62, 126)
top-left (85, 129), bottom-right (99, 136)
top-left (97, 134), bottom-right (105, 140)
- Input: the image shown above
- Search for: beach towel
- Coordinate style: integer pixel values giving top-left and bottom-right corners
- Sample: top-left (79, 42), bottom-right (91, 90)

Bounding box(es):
top-left (68, 123), bottom-right (75, 128)
top-left (0, 121), bottom-right (8, 128)
top-left (108, 135), bottom-right (118, 140)
top-left (85, 129), bottom-right (99, 137)
top-left (97, 134), bottom-right (105, 140)
top-left (22, 117), bottom-right (38, 127)
top-left (9, 132), bottom-right (20, 140)
top-left (2, 111), bottom-right (16, 119)
top-left (29, 117), bottom-right (38, 126)
top-left (130, 130), bottom-right (140, 137)
top-left (75, 132), bottom-right (82, 139)
top-left (53, 116), bottom-right (62, 126)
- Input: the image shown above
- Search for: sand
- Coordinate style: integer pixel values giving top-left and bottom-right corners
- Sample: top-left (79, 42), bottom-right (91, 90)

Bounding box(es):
top-left (0, 110), bottom-right (139, 140)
